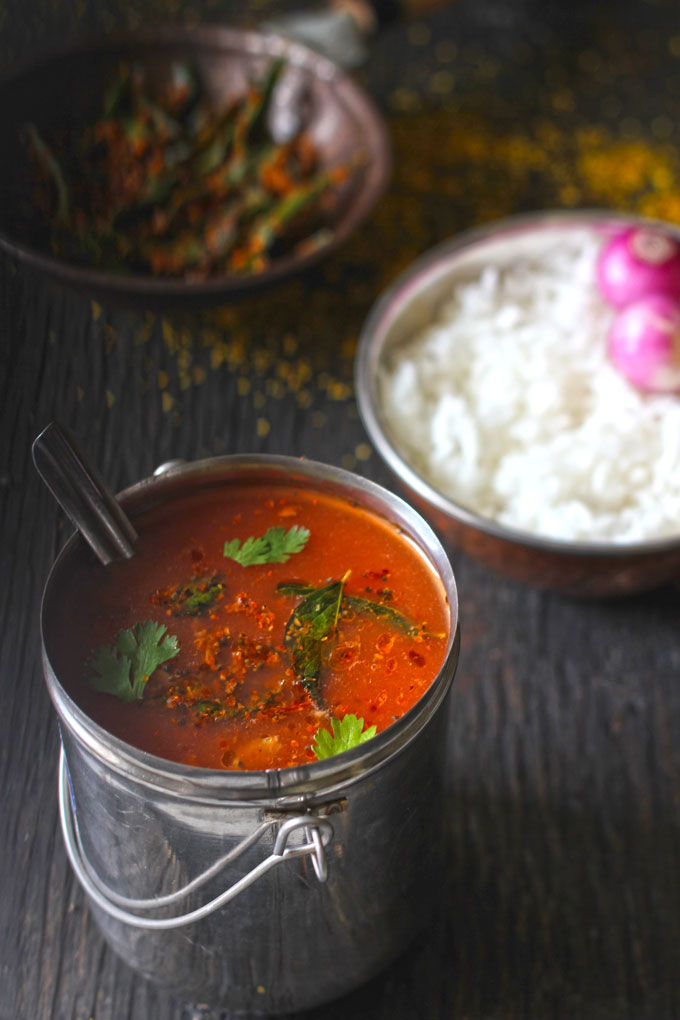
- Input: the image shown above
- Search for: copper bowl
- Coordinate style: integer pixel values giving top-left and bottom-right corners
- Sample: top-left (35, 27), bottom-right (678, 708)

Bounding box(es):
top-left (355, 210), bottom-right (680, 597)
top-left (0, 24), bottom-right (391, 307)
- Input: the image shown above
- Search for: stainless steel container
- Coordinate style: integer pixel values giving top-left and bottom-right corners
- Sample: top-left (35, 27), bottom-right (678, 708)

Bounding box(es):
top-left (40, 455), bottom-right (460, 1014)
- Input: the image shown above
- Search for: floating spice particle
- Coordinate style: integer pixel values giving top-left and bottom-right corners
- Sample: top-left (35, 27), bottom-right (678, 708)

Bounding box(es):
top-left (153, 573), bottom-right (225, 617)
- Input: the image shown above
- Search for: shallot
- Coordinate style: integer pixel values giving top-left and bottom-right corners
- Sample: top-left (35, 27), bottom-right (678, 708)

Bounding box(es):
top-left (608, 293), bottom-right (680, 393)
top-left (596, 226), bottom-right (680, 308)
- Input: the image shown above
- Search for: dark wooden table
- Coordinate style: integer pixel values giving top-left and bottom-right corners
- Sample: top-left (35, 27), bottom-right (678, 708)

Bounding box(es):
top-left (2, 1), bottom-right (679, 1017)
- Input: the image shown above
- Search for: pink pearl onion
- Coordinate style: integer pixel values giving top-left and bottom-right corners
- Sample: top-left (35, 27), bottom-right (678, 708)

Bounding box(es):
top-left (608, 293), bottom-right (680, 393)
top-left (596, 226), bottom-right (680, 308)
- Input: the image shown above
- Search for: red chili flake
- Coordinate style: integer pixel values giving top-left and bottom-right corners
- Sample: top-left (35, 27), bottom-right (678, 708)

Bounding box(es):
top-left (376, 633), bottom-right (395, 654)
top-left (332, 641), bottom-right (359, 667)
top-left (225, 593), bottom-right (275, 631)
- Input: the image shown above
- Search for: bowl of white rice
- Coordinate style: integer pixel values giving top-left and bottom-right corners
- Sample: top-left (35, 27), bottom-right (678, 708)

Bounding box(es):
top-left (355, 210), bottom-right (680, 596)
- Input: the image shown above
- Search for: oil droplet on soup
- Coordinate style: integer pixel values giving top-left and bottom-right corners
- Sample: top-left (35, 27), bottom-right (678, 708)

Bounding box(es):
top-left (46, 481), bottom-right (450, 770)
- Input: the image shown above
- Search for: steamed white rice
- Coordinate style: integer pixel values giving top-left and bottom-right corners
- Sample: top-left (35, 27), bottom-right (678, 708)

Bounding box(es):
top-left (378, 228), bottom-right (680, 543)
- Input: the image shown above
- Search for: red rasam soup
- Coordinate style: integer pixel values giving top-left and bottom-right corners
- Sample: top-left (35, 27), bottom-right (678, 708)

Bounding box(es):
top-left (46, 475), bottom-right (451, 771)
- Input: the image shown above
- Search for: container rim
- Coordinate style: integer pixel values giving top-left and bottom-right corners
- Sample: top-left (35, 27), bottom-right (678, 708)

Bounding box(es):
top-left (355, 207), bottom-right (680, 559)
top-left (41, 453), bottom-right (459, 805)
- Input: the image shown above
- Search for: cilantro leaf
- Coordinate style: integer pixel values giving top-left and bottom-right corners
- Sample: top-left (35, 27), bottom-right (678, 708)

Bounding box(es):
top-left (223, 525), bottom-right (310, 566)
top-left (89, 621), bottom-right (180, 702)
top-left (312, 714), bottom-right (377, 760)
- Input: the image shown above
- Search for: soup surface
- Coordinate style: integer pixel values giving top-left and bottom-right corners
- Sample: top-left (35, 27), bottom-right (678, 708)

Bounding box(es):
top-left (47, 478), bottom-right (450, 770)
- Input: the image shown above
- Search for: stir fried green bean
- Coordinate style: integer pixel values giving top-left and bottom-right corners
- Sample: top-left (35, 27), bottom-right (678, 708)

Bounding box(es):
top-left (23, 58), bottom-right (346, 278)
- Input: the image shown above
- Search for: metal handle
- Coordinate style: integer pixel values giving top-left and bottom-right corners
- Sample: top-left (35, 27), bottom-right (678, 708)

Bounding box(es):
top-left (58, 749), bottom-right (333, 930)
top-left (32, 422), bottom-right (137, 565)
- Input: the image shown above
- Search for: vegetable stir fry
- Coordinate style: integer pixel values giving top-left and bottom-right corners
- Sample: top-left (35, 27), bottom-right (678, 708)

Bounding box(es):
top-left (23, 59), bottom-right (346, 278)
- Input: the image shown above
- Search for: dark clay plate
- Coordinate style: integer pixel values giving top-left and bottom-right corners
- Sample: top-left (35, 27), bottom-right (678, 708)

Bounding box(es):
top-left (0, 24), bottom-right (391, 306)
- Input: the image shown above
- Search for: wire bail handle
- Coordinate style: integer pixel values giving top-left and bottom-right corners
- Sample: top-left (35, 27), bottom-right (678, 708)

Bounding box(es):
top-left (58, 748), bottom-right (334, 930)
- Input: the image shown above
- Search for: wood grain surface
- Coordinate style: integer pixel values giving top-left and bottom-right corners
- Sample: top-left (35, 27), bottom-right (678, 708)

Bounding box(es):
top-left (1, 1), bottom-right (679, 1018)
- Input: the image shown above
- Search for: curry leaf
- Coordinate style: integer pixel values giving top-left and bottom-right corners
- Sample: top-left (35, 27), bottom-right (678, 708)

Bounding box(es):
top-left (224, 525), bottom-right (310, 566)
top-left (276, 581), bottom-right (316, 597)
top-left (277, 583), bottom-right (419, 634)
top-left (282, 576), bottom-right (346, 703)
top-left (342, 595), bottom-right (419, 636)
top-left (312, 714), bottom-right (377, 760)
top-left (89, 621), bottom-right (179, 702)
